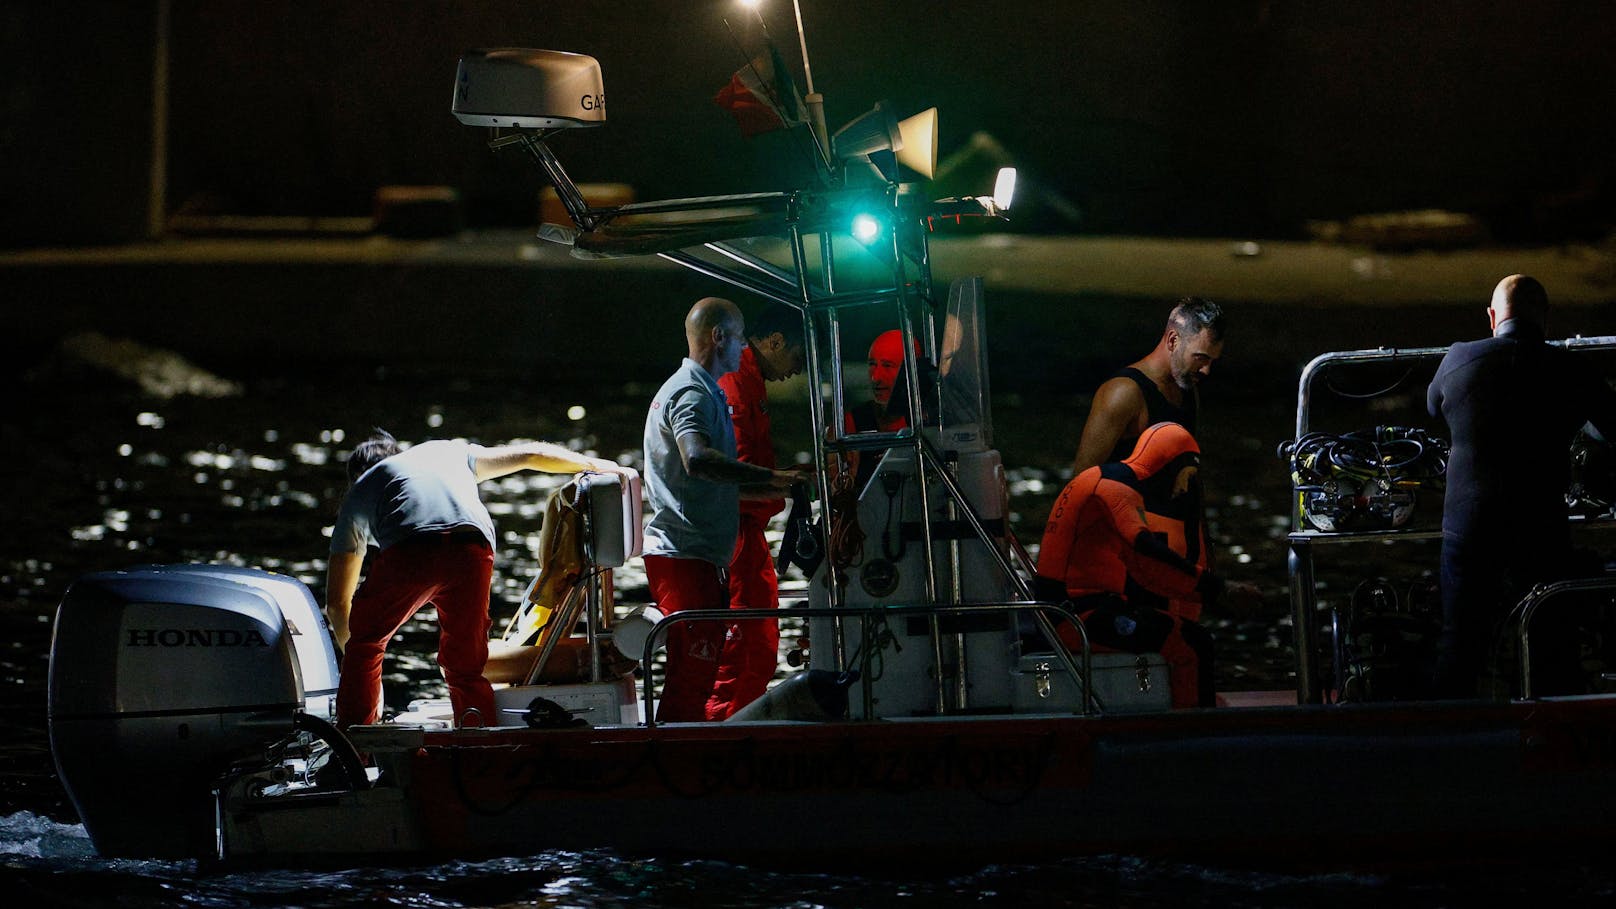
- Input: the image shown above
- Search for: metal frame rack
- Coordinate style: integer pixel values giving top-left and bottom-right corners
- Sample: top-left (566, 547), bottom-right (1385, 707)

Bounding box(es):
top-left (1287, 336), bottom-right (1616, 703)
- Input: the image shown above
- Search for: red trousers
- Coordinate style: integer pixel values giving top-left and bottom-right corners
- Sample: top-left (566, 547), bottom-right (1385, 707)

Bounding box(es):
top-left (643, 554), bottom-right (727, 723)
top-left (336, 535), bottom-right (495, 729)
top-left (705, 516), bottom-right (781, 720)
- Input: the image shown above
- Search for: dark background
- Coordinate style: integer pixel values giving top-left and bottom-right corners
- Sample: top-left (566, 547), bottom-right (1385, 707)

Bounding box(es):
top-left (5, 0), bottom-right (1615, 248)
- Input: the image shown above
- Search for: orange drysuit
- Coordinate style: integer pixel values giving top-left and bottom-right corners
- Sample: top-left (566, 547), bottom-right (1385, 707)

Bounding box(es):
top-left (1035, 423), bottom-right (1220, 707)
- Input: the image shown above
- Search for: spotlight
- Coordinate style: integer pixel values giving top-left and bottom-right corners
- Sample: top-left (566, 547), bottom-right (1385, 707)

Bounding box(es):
top-left (992, 167), bottom-right (1017, 211)
top-left (832, 102), bottom-right (939, 182)
top-left (922, 166), bottom-right (1018, 228)
top-left (833, 102), bottom-right (900, 160)
top-left (896, 108), bottom-right (937, 180)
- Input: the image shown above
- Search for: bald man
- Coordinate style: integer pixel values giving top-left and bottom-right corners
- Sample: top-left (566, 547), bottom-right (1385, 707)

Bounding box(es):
top-left (1427, 274), bottom-right (1616, 697)
top-left (859, 329), bottom-right (911, 433)
top-left (642, 297), bottom-right (806, 722)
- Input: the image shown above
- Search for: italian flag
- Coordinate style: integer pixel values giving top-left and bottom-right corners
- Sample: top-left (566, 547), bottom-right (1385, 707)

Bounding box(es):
top-left (714, 44), bottom-right (807, 138)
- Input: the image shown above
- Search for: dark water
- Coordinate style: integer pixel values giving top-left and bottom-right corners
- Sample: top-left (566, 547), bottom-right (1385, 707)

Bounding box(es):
top-left (2, 343), bottom-right (1610, 905)
top-left (6, 809), bottom-right (1616, 908)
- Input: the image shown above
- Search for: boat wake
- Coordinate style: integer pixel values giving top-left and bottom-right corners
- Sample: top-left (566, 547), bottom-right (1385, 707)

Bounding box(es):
top-left (0, 811), bottom-right (93, 860)
top-left (5, 808), bottom-right (1612, 908)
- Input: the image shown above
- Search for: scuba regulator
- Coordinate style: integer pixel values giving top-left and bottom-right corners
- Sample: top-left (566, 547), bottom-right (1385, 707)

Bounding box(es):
top-left (1278, 426), bottom-right (1449, 532)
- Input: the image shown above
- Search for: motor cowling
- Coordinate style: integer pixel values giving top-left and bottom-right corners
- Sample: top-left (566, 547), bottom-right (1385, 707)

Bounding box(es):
top-left (159, 563), bottom-right (341, 719)
top-left (48, 564), bottom-right (336, 859)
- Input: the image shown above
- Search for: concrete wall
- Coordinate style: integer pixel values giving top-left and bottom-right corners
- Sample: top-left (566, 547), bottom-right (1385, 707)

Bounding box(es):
top-left (5, 1), bottom-right (1614, 246)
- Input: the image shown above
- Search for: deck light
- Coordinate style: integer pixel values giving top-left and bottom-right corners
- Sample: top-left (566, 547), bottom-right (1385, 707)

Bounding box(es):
top-left (992, 167), bottom-right (1017, 211)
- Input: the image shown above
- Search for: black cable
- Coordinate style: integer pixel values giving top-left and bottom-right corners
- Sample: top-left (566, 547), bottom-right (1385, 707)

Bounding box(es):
top-left (1323, 366), bottom-right (1417, 400)
top-left (879, 472), bottom-right (906, 562)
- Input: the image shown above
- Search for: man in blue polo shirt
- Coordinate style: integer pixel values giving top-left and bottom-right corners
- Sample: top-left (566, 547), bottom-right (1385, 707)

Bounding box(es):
top-left (642, 297), bottom-right (807, 722)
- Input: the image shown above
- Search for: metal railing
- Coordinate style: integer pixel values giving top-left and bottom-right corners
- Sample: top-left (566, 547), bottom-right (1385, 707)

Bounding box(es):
top-left (631, 601), bottom-right (1093, 728)
top-left (1287, 336), bottom-right (1616, 703)
top-left (1508, 577), bottom-right (1616, 700)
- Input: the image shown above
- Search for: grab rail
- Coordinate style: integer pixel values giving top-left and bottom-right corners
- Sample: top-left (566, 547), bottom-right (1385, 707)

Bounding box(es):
top-left (634, 601), bottom-right (1091, 728)
top-left (1287, 336), bottom-right (1616, 703)
top-left (1508, 576), bottom-right (1616, 700)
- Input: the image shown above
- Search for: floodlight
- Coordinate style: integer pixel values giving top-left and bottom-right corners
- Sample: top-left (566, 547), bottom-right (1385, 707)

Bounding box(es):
top-left (923, 165), bottom-right (1017, 226)
top-left (992, 167), bottom-right (1017, 211)
top-left (833, 103), bottom-right (940, 182)
top-left (833, 102), bottom-right (902, 161)
top-left (895, 108), bottom-right (937, 180)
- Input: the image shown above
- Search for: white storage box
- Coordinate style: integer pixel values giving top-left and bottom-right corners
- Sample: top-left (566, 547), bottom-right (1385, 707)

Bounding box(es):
top-left (494, 678), bottom-right (639, 727)
top-left (1010, 652), bottom-right (1172, 714)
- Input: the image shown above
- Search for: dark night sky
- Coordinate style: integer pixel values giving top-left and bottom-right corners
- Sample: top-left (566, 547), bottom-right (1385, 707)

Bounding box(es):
top-left (5, 0), bottom-right (1615, 245)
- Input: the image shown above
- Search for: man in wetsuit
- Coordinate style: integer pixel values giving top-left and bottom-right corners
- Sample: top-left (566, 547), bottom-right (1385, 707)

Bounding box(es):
top-left (1427, 274), bottom-right (1616, 697)
top-left (327, 430), bottom-right (625, 729)
top-left (643, 297), bottom-right (808, 722)
top-left (705, 303), bottom-right (807, 720)
top-left (1072, 297), bottom-right (1224, 475)
top-left (1035, 423), bottom-right (1225, 708)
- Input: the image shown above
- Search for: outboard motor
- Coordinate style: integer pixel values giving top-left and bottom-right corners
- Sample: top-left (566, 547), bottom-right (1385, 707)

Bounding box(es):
top-left (172, 563), bottom-right (340, 718)
top-left (48, 564), bottom-right (340, 859)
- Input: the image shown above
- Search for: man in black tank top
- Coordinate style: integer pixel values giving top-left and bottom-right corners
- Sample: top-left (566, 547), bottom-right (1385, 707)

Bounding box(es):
top-left (1068, 298), bottom-right (1262, 637)
top-left (1073, 298), bottom-right (1224, 476)
top-left (1103, 366), bottom-right (1199, 463)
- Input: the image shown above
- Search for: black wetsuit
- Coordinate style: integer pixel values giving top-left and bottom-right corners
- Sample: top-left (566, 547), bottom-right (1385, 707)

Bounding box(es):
top-left (1427, 320), bottom-right (1616, 695)
top-left (1106, 367), bottom-right (1198, 464)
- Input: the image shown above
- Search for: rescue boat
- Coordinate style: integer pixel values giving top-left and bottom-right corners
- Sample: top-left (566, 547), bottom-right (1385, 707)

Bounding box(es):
top-left (46, 45), bottom-right (1616, 869)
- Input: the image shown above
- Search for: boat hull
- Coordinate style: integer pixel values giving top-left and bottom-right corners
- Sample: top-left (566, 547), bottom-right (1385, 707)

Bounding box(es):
top-left (218, 697), bottom-right (1616, 867)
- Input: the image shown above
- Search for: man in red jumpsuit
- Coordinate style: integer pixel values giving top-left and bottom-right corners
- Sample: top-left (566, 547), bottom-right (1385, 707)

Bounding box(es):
top-left (705, 303), bottom-right (808, 720)
top-left (1034, 422), bottom-right (1228, 708)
